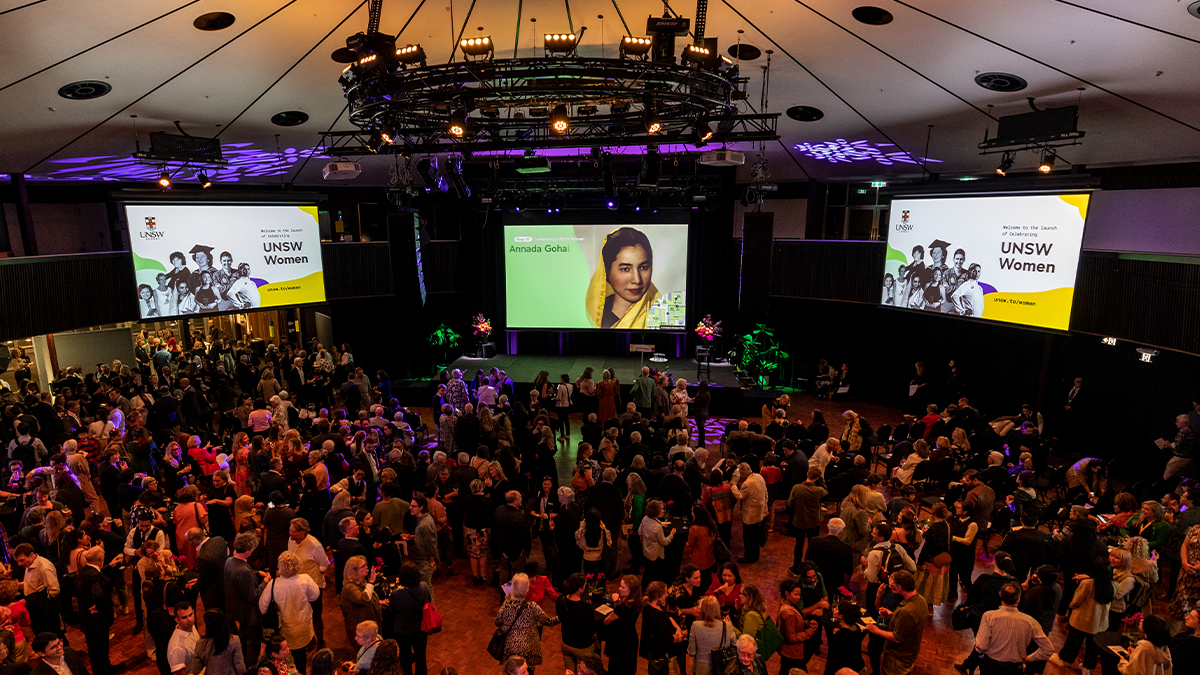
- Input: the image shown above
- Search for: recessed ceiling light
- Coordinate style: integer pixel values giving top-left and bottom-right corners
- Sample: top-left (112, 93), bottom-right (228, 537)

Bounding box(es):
top-left (331, 48), bottom-right (357, 63)
top-left (852, 7), bottom-right (894, 25)
top-left (271, 111), bottom-right (310, 127)
top-left (975, 72), bottom-right (1028, 92)
top-left (193, 12), bottom-right (236, 31)
top-left (58, 80), bottom-right (111, 100)
top-left (1190, 2), bottom-right (1200, 19)
top-left (785, 105), bottom-right (824, 122)
top-left (727, 44), bottom-right (761, 61)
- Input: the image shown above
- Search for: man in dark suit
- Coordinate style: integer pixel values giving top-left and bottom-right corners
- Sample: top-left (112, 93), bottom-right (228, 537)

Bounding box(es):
top-left (31, 632), bottom-right (88, 675)
top-left (257, 459), bottom-right (288, 505)
top-left (806, 519), bottom-right (855, 599)
top-left (619, 431), bottom-right (649, 467)
top-left (186, 527), bottom-right (227, 612)
top-left (225, 532), bottom-right (269, 665)
top-left (262, 493), bottom-right (296, 576)
top-left (491, 491), bottom-right (531, 584)
top-left (657, 460), bottom-right (694, 518)
top-left (76, 547), bottom-right (117, 675)
top-left (998, 510), bottom-right (1057, 581)
top-left (30, 393), bottom-right (61, 443)
top-left (779, 440), bottom-right (810, 498)
top-left (335, 516), bottom-right (369, 592)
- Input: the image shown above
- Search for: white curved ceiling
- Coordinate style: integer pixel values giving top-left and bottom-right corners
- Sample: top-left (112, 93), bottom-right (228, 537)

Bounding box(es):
top-left (2, 0), bottom-right (1199, 185)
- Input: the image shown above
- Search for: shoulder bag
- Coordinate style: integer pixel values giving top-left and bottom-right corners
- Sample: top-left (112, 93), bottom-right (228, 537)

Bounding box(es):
top-left (711, 622), bottom-right (740, 675)
top-left (261, 579), bottom-right (280, 637)
top-left (755, 613), bottom-right (785, 660)
top-left (487, 601), bottom-right (529, 661)
top-left (712, 533), bottom-right (732, 564)
top-left (195, 503), bottom-right (209, 536)
top-left (930, 523), bottom-right (952, 569)
top-left (420, 583), bottom-right (443, 633)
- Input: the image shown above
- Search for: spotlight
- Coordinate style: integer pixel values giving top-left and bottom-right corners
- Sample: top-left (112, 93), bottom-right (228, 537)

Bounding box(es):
top-left (549, 104), bottom-right (569, 134)
top-left (157, 169), bottom-right (171, 188)
top-left (619, 36), bottom-right (653, 59)
top-left (544, 31), bottom-right (581, 55)
top-left (198, 171), bottom-right (212, 188)
top-left (380, 123), bottom-right (396, 145)
top-left (996, 152), bottom-right (1014, 176)
top-left (643, 108), bottom-right (662, 135)
top-left (578, 105), bottom-right (598, 116)
top-left (395, 44), bottom-right (426, 66)
top-left (607, 200), bottom-right (617, 210)
top-left (448, 110), bottom-right (467, 137)
top-left (610, 101), bottom-right (631, 115)
top-left (681, 43), bottom-right (719, 70)
top-left (529, 107), bottom-right (548, 118)
top-left (481, 106), bottom-right (500, 118)
top-left (459, 35), bottom-right (493, 59)
top-left (692, 119), bottom-right (715, 145)
top-left (1038, 150), bottom-right (1056, 173)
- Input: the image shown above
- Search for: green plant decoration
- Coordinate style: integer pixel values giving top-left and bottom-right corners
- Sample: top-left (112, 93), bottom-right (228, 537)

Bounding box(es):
top-left (427, 323), bottom-right (461, 369)
top-left (728, 323), bottom-right (789, 385)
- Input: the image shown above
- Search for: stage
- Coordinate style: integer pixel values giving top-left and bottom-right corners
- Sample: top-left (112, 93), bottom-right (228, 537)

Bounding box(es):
top-left (447, 352), bottom-right (744, 389)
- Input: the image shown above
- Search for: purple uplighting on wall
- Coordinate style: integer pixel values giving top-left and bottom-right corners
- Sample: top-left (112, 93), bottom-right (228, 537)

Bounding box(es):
top-left (23, 142), bottom-right (331, 182)
top-left (793, 138), bottom-right (944, 166)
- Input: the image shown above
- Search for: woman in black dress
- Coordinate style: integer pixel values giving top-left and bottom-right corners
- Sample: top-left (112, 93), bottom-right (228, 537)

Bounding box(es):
top-left (824, 602), bottom-right (865, 675)
top-left (603, 575), bottom-right (642, 675)
top-left (640, 581), bottom-right (684, 675)
top-left (296, 473), bottom-right (331, 542)
top-left (807, 411), bottom-right (829, 445)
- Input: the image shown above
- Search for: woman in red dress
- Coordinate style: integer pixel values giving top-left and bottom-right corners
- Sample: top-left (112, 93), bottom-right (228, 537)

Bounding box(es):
top-left (596, 369), bottom-right (618, 423)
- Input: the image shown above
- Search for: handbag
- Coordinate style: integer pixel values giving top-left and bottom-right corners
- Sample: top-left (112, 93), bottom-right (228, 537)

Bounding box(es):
top-left (931, 552), bottom-right (952, 568)
top-left (195, 503), bottom-right (208, 536)
top-left (755, 614), bottom-right (785, 660)
top-left (711, 622), bottom-right (739, 675)
top-left (420, 583), bottom-right (443, 634)
top-left (261, 580), bottom-right (280, 637)
top-left (712, 534), bottom-right (731, 564)
top-left (647, 657), bottom-right (671, 675)
top-left (487, 600), bottom-right (529, 661)
top-left (951, 603), bottom-right (972, 631)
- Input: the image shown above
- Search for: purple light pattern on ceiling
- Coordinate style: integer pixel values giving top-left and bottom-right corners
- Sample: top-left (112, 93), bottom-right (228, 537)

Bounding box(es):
top-left (20, 143), bottom-right (331, 182)
top-left (793, 138), bottom-right (943, 166)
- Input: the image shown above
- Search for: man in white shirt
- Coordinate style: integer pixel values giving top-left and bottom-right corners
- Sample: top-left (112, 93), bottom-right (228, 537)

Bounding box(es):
top-left (287, 517), bottom-right (330, 648)
top-left (14, 544), bottom-right (60, 636)
top-left (167, 602), bottom-right (200, 675)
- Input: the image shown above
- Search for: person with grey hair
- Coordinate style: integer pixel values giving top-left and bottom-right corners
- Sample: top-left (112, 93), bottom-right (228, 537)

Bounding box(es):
top-left (735, 633), bottom-right (768, 675)
top-left (806, 517), bottom-right (855, 598)
top-left (1164, 413), bottom-right (1197, 479)
top-left (493, 490), bottom-right (530, 584)
top-left (494, 573), bottom-right (560, 669)
top-left (586, 467), bottom-right (625, 576)
top-left (225, 532), bottom-right (269, 664)
top-left (554, 487), bottom-right (583, 585)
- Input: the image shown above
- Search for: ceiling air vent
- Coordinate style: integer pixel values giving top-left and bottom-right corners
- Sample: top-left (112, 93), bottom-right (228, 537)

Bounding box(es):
top-left (975, 72), bottom-right (1028, 93)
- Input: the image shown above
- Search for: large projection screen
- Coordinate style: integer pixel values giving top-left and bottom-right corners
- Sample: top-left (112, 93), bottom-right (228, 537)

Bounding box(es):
top-left (504, 222), bottom-right (689, 330)
top-left (883, 194), bottom-right (1090, 331)
top-left (127, 203), bottom-right (325, 320)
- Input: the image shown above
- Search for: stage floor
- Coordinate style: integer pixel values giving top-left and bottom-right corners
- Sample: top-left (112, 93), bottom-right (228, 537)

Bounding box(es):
top-left (448, 352), bottom-right (744, 388)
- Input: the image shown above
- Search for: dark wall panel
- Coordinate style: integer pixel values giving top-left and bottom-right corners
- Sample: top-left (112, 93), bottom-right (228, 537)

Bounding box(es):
top-left (1072, 252), bottom-right (1200, 354)
top-left (321, 242), bottom-right (394, 299)
top-left (0, 253), bottom-right (135, 340)
top-left (770, 241), bottom-right (885, 303)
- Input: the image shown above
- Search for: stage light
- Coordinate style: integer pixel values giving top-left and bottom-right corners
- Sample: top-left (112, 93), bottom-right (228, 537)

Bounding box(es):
top-left (578, 105), bottom-right (598, 116)
top-left (448, 110), bottom-right (467, 137)
top-left (157, 169), bottom-right (171, 188)
top-left (550, 105), bottom-right (569, 134)
top-left (691, 119), bottom-right (715, 145)
top-left (1101, 337), bottom-right (1117, 346)
top-left (481, 106), bottom-right (500, 118)
top-left (996, 152), bottom-right (1014, 176)
top-left (459, 35), bottom-right (493, 59)
top-left (198, 171), bottom-right (212, 188)
top-left (544, 32), bottom-right (579, 55)
top-left (681, 43), bottom-right (719, 70)
top-left (1038, 150), bottom-right (1056, 173)
top-left (643, 108), bottom-right (662, 134)
top-left (380, 123), bottom-right (396, 145)
top-left (529, 107), bottom-right (548, 118)
top-left (395, 44), bottom-right (426, 66)
top-left (620, 36), bottom-right (653, 59)
top-left (607, 200), bottom-right (616, 210)
top-left (611, 101), bottom-right (631, 114)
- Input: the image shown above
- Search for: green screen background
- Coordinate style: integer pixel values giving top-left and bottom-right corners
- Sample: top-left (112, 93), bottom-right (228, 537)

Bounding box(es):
top-left (505, 225), bottom-right (594, 328)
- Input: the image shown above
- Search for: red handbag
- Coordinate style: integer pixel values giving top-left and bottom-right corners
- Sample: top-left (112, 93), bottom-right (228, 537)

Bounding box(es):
top-left (420, 583), bottom-right (443, 633)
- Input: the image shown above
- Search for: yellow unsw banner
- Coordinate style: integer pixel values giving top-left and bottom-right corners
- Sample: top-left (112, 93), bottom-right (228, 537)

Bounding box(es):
top-left (257, 271), bottom-right (327, 306)
top-left (982, 287), bottom-right (1074, 331)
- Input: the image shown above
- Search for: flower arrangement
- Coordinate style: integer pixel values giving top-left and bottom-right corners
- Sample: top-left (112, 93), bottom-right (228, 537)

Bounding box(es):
top-left (470, 313), bottom-right (493, 337)
top-left (1121, 612), bottom-right (1144, 641)
top-left (694, 314), bottom-right (722, 341)
top-left (837, 586), bottom-right (855, 600)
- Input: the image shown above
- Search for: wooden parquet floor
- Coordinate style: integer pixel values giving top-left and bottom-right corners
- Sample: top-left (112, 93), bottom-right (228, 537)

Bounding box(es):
top-left (62, 392), bottom-right (1096, 675)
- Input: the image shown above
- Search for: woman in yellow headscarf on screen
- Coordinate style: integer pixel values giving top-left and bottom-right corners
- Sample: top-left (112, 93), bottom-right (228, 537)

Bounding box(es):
top-left (585, 226), bottom-right (661, 328)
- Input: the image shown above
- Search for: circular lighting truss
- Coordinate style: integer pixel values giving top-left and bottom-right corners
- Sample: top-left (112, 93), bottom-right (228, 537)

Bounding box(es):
top-left (334, 56), bottom-right (778, 154)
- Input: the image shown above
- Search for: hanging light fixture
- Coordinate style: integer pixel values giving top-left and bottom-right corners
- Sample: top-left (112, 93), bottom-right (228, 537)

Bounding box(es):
top-left (1038, 149), bottom-right (1056, 173)
top-left (995, 152), bottom-right (1014, 176)
top-left (198, 171), bottom-right (212, 188)
top-left (549, 105), bottom-right (569, 134)
top-left (448, 110), bottom-right (467, 137)
top-left (157, 169), bottom-right (171, 188)
top-left (643, 107), bottom-right (662, 134)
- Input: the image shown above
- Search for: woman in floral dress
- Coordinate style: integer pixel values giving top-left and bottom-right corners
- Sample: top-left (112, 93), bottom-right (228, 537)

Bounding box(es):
top-left (1170, 523), bottom-right (1200, 621)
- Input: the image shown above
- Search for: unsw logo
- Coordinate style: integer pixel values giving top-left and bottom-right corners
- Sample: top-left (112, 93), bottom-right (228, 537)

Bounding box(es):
top-left (895, 210), bottom-right (913, 232)
top-left (139, 216), bottom-right (164, 239)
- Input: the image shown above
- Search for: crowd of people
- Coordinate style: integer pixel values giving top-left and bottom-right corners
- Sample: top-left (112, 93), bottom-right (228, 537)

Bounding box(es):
top-left (2, 332), bottom-right (1200, 675)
